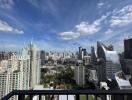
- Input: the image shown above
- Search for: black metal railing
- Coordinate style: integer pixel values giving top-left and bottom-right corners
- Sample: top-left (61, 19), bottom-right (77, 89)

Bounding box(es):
top-left (2, 89), bottom-right (132, 100)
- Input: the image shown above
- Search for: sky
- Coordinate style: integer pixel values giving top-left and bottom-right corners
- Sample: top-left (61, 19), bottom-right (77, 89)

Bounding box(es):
top-left (0, 0), bottom-right (132, 52)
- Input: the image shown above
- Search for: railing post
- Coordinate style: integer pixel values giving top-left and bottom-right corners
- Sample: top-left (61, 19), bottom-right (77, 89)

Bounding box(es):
top-left (86, 95), bottom-right (88, 100)
top-left (29, 95), bottom-right (33, 100)
top-left (18, 95), bottom-right (25, 100)
top-left (94, 95), bottom-right (98, 100)
top-left (76, 94), bottom-right (79, 100)
top-left (39, 95), bottom-right (42, 100)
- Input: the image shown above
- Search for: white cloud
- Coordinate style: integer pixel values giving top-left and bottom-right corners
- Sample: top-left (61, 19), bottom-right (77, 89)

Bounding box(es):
top-left (110, 5), bottom-right (132, 27)
top-left (97, 2), bottom-right (104, 8)
top-left (59, 13), bottom-right (109, 40)
top-left (0, 0), bottom-right (14, 9)
top-left (0, 20), bottom-right (24, 34)
top-left (75, 14), bottom-right (108, 35)
top-left (14, 29), bottom-right (24, 34)
top-left (105, 29), bottom-right (113, 35)
top-left (76, 22), bottom-right (100, 34)
top-left (93, 15), bottom-right (108, 25)
top-left (59, 31), bottom-right (80, 40)
top-left (75, 22), bottom-right (100, 35)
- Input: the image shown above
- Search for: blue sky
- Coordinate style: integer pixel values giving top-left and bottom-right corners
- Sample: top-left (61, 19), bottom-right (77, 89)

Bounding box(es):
top-left (0, 0), bottom-right (132, 52)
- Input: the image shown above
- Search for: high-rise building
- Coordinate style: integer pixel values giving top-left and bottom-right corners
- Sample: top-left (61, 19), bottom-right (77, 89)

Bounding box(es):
top-left (124, 38), bottom-right (132, 59)
top-left (29, 41), bottom-right (40, 88)
top-left (96, 58), bottom-right (106, 82)
top-left (78, 47), bottom-right (87, 60)
top-left (123, 38), bottom-right (132, 83)
top-left (120, 54), bottom-right (131, 75)
top-left (97, 42), bottom-right (121, 81)
top-left (78, 47), bottom-right (82, 60)
top-left (40, 50), bottom-right (46, 65)
top-left (6, 71), bottom-right (20, 100)
top-left (91, 46), bottom-right (97, 64)
top-left (7, 47), bottom-right (30, 99)
top-left (116, 38), bottom-right (132, 87)
top-left (0, 49), bottom-right (30, 99)
top-left (0, 70), bottom-right (20, 100)
top-left (81, 49), bottom-right (87, 59)
top-left (0, 42), bottom-right (40, 99)
top-left (74, 66), bottom-right (85, 85)
top-left (0, 72), bottom-right (7, 98)
top-left (18, 48), bottom-right (31, 90)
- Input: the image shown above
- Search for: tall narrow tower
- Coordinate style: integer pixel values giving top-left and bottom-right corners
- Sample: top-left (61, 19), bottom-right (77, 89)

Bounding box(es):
top-left (29, 41), bottom-right (40, 88)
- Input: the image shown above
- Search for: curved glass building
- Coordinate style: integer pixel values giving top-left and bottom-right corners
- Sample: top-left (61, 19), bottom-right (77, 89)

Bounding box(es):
top-left (97, 42), bottom-right (121, 80)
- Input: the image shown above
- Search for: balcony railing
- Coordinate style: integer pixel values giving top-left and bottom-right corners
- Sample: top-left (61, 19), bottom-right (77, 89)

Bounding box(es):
top-left (2, 89), bottom-right (132, 100)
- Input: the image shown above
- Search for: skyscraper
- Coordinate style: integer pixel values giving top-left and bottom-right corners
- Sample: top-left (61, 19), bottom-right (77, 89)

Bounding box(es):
top-left (91, 46), bottom-right (97, 64)
top-left (0, 72), bottom-right (7, 98)
top-left (40, 50), bottom-right (46, 65)
top-left (29, 41), bottom-right (40, 88)
top-left (81, 48), bottom-right (87, 59)
top-left (78, 47), bottom-right (82, 60)
top-left (124, 38), bottom-right (132, 59)
top-left (97, 42), bottom-right (121, 81)
top-left (78, 47), bottom-right (87, 60)
top-left (124, 38), bottom-right (132, 84)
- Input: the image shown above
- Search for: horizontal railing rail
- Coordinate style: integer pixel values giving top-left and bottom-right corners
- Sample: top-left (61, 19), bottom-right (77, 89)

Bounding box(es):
top-left (2, 89), bottom-right (132, 100)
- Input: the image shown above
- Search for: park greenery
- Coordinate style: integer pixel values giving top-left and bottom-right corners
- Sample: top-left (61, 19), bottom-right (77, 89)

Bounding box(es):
top-left (40, 65), bottom-right (76, 89)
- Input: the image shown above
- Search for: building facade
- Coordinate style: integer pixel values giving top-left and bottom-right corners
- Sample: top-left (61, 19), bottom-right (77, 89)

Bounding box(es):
top-left (74, 66), bottom-right (85, 85)
top-left (29, 41), bottom-right (40, 88)
top-left (97, 42), bottom-right (121, 81)
top-left (124, 38), bottom-right (132, 59)
top-left (0, 42), bottom-right (41, 99)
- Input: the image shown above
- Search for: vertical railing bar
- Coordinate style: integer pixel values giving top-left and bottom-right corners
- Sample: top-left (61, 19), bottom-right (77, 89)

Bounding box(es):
top-left (114, 95), bottom-right (116, 100)
top-left (76, 94), bottom-right (79, 100)
top-left (39, 95), bottom-right (41, 100)
top-left (95, 95), bottom-right (97, 100)
top-left (104, 94), bottom-right (107, 100)
top-left (29, 95), bottom-right (33, 100)
top-left (86, 94), bottom-right (88, 100)
top-left (51, 94), bottom-right (54, 100)
top-left (18, 94), bottom-right (25, 100)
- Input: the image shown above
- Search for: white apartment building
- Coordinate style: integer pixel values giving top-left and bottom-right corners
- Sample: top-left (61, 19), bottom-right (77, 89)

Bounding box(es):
top-left (7, 71), bottom-right (20, 100)
top-left (0, 71), bottom-right (7, 98)
top-left (74, 66), bottom-right (85, 85)
top-left (0, 42), bottom-right (41, 99)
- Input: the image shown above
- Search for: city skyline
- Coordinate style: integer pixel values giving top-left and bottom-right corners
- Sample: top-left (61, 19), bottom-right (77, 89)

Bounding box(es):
top-left (0, 0), bottom-right (132, 52)
top-left (0, 34), bottom-right (132, 99)
top-left (1, 1), bottom-right (132, 100)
